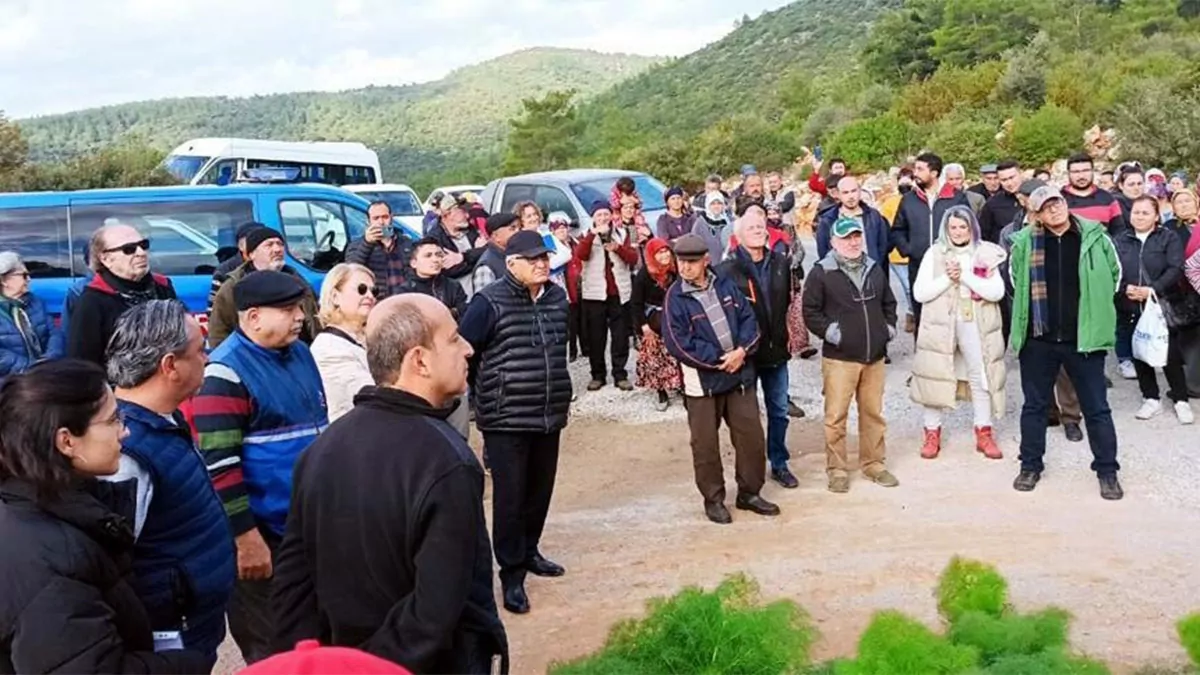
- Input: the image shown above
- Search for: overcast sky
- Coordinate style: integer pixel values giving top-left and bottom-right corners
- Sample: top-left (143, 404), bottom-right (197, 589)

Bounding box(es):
top-left (1, 0), bottom-right (790, 119)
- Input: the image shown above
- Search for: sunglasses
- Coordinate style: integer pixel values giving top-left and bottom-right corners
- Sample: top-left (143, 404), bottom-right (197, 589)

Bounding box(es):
top-left (104, 239), bottom-right (151, 255)
top-left (355, 283), bottom-right (378, 298)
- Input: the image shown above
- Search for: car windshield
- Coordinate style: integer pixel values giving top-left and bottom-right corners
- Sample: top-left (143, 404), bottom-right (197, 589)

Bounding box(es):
top-left (570, 174), bottom-right (668, 212)
top-left (356, 191), bottom-right (423, 217)
top-left (163, 155), bottom-right (210, 183)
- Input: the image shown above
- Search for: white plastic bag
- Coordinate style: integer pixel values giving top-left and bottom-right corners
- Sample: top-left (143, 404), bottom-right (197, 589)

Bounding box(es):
top-left (1132, 290), bottom-right (1169, 368)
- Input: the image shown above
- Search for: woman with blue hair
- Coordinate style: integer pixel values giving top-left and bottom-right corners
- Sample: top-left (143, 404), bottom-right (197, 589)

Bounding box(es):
top-left (910, 205), bottom-right (1008, 461)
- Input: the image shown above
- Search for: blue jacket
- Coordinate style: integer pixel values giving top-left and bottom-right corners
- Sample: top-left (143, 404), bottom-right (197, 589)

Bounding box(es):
top-left (816, 204), bottom-right (892, 270)
top-left (662, 272), bottom-right (760, 397)
top-left (0, 293), bottom-right (64, 380)
top-left (118, 401), bottom-right (236, 659)
top-left (209, 331), bottom-right (329, 536)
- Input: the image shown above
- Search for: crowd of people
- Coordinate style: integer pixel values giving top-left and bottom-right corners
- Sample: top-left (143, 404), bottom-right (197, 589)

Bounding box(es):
top-left (1, 149), bottom-right (1200, 674)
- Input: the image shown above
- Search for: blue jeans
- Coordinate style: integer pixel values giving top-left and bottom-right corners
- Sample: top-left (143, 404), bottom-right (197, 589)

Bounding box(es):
top-left (1018, 339), bottom-right (1120, 476)
top-left (1115, 313), bottom-right (1136, 362)
top-left (891, 263), bottom-right (912, 314)
top-left (758, 363), bottom-right (791, 470)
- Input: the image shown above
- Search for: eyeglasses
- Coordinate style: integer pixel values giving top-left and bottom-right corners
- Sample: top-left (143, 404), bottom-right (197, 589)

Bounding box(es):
top-left (90, 409), bottom-right (125, 428)
top-left (3, 271), bottom-right (29, 279)
top-left (103, 239), bottom-right (151, 255)
top-left (355, 283), bottom-right (378, 298)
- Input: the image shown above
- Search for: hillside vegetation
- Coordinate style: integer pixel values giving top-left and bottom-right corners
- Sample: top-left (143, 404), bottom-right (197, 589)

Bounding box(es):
top-left (16, 48), bottom-right (659, 186)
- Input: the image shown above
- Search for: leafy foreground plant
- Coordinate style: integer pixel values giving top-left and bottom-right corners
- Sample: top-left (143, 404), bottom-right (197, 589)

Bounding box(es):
top-left (549, 573), bottom-right (815, 675)
top-left (1179, 613), bottom-right (1200, 668)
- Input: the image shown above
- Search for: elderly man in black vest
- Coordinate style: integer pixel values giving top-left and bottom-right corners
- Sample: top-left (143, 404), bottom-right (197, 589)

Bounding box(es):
top-left (459, 230), bottom-right (572, 616)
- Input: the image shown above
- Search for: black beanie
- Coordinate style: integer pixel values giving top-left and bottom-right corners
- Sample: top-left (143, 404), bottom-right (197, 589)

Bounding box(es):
top-left (245, 227), bottom-right (283, 254)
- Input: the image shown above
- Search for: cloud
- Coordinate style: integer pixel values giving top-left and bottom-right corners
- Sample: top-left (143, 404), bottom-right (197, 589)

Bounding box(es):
top-left (1, 0), bottom-right (790, 119)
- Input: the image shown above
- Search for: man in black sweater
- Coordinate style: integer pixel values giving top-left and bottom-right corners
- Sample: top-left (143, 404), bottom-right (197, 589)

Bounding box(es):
top-left (272, 293), bottom-right (508, 674)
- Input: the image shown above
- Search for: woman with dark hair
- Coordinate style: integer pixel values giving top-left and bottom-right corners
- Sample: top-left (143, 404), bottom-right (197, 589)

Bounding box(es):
top-left (0, 360), bottom-right (207, 673)
top-left (1116, 195), bottom-right (1192, 423)
top-left (631, 238), bottom-right (682, 411)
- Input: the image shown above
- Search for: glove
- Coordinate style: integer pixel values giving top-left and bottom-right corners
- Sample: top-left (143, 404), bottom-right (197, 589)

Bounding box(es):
top-left (825, 322), bottom-right (842, 347)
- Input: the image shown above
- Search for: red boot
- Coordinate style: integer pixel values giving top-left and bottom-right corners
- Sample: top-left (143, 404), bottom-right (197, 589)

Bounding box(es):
top-left (975, 426), bottom-right (1002, 459)
top-left (920, 428), bottom-right (941, 459)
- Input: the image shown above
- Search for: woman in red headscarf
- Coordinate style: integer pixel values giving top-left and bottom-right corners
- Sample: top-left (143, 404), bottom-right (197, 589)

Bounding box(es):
top-left (631, 238), bottom-right (683, 411)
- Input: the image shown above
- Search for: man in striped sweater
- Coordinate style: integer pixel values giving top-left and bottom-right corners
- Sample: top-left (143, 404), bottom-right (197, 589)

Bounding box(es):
top-left (1063, 153), bottom-right (1126, 236)
top-left (192, 270), bottom-right (329, 665)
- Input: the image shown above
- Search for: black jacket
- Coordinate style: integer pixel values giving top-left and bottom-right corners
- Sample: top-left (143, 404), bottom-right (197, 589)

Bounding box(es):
top-left (0, 478), bottom-right (208, 674)
top-left (272, 387), bottom-right (507, 674)
top-left (979, 190), bottom-right (1022, 244)
top-left (1113, 226), bottom-right (1185, 315)
top-left (396, 273), bottom-right (469, 321)
top-left (346, 233), bottom-right (417, 298)
top-left (889, 184), bottom-right (972, 278)
top-left (802, 254), bottom-right (897, 364)
top-left (67, 270), bottom-right (178, 367)
top-left (630, 267), bottom-right (673, 335)
top-left (428, 223), bottom-right (484, 280)
top-left (460, 274), bottom-right (572, 434)
top-left (718, 247), bottom-right (791, 368)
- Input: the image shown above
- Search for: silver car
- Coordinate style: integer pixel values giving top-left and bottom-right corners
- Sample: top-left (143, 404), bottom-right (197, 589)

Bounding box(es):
top-left (479, 169), bottom-right (668, 233)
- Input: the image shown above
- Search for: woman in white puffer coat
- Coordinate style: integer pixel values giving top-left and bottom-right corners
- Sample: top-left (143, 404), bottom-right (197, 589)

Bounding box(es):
top-left (910, 205), bottom-right (1008, 460)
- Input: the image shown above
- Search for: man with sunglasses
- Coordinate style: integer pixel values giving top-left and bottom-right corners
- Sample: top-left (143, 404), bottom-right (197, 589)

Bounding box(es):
top-left (68, 223), bottom-right (177, 367)
top-left (459, 230), bottom-right (571, 616)
top-left (207, 227), bottom-right (319, 349)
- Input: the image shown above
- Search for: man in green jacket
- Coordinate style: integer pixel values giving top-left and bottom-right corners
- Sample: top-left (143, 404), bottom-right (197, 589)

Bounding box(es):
top-left (1009, 186), bottom-right (1124, 500)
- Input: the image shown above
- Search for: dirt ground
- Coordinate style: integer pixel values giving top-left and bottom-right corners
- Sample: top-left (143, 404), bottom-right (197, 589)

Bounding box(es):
top-left (215, 331), bottom-right (1200, 674)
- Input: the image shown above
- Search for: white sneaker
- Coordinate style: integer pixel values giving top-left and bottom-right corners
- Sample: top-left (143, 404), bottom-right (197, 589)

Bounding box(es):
top-left (1175, 400), bottom-right (1195, 425)
top-left (1136, 398), bottom-right (1163, 420)
top-left (1119, 360), bottom-right (1137, 380)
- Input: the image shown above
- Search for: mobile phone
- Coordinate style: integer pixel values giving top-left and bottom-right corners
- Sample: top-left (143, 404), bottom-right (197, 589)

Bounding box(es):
top-left (814, 145), bottom-right (824, 162)
top-left (380, 221), bottom-right (395, 239)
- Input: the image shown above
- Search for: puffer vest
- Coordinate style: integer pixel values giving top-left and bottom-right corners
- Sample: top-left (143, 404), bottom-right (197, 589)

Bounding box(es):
top-left (476, 244), bottom-right (508, 283)
top-left (581, 229), bottom-right (634, 303)
top-left (118, 401), bottom-right (236, 657)
top-left (209, 331), bottom-right (328, 536)
top-left (474, 275), bottom-right (572, 433)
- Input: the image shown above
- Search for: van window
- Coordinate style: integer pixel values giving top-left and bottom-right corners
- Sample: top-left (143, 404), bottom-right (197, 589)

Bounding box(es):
top-left (246, 160), bottom-right (377, 187)
top-left (196, 159), bottom-right (238, 186)
top-left (70, 199), bottom-right (254, 277)
top-left (0, 207), bottom-right (72, 278)
top-left (498, 184), bottom-right (536, 214)
top-left (278, 200), bottom-right (363, 272)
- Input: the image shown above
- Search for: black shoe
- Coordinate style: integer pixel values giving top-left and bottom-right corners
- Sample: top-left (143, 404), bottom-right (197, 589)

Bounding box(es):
top-left (1047, 417), bottom-right (1061, 427)
top-left (735, 493), bottom-right (781, 516)
top-left (1105, 375), bottom-right (1113, 388)
top-left (1013, 470), bottom-right (1041, 492)
top-left (1099, 474), bottom-right (1124, 500)
top-left (771, 467), bottom-right (800, 489)
top-left (884, 355), bottom-right (892, 364)
top-left (1063, 422), bottom-right (1083, 442)
top-left (787, 400), bottom-right (806, 418)
top-left (526, 553), bottom-right (565, 577)
top-left (502, 581), bottom-right (530, 614)
top-left (704, 501), bottom-right (732, 524)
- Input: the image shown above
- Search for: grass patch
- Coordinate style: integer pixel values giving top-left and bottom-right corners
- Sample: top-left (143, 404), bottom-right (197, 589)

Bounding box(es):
top-left (938, 557), bottom-right (1010, 623)
top-left (949, 608), bottom-right (1071, 664)
top-left (1179, 614), bottom-right (1200, 668)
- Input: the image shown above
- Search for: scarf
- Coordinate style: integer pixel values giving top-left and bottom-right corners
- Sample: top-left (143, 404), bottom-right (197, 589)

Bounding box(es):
top-left (1028, 224), bottom-right (1049, 338)
top-left (99, 268), bottom-right (160, 305)
top-left (833, 251), bottom-right (866, 291)
top-left (644, 238), bottom-right (676, 288)
top-left (0, 296), bottom-right (42, 362)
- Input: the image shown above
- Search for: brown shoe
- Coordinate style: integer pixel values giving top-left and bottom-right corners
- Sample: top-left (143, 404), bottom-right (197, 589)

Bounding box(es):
top-left (615, 379), bottom-right (634, 391)
top-left (975, 426), bottom-right (1003, 460)
top-left (827, 474), bottom-right (850, 493)
top-left (904, 313), bottom-right (915, 333)
top-left (865, 469), bottom-right (899, 488)
top-left (920, 428), bottom-right (941, 459)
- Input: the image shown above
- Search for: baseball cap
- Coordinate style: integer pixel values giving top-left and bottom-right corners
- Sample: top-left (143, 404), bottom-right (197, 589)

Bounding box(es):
top-left (505, 230), bottom-right (551, 259)
top-left (831, 217), bottom-right (864, 238)
top-left (1029, 185), bottom-right (1066, 212)
top-left (439, 194), bottom-right (463, 212)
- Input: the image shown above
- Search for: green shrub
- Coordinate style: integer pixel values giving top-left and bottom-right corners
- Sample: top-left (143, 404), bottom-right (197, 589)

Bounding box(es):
top-left (827, 115), bottom-right (916, 172)
top-left (985, 649), bottom-right (1111, 675)
top-left (1179, 613), bottom-right (1200, 667)
top-left (550, 573), bottom-right (815, 675)
top-left (1003, 104), bottom-right (1083, 168)
top-left (923, 114), bottom-right (1002, 172)
top-left (852, 610), bottom-right (980, 674)
top-left (894, 63), bottom-right (1005, 124)
top-left (949, 609), bottom-right (1070, 664)
top-left (938, 557), bottom-right (1010, 623)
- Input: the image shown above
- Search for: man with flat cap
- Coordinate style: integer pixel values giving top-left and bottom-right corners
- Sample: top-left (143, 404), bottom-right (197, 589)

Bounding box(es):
top-left (208, 226), bottom-right (319, 349)
top-left (192, 269), bottom-right (329, 664)
top-left (971, 163), bottom-right (1001, 202)
top-left (472, 212), bottom-right (522, 292)
top-left (662, 232), bottom-right (780, 525)
top-left (460, 229), bottom-right (572, 615)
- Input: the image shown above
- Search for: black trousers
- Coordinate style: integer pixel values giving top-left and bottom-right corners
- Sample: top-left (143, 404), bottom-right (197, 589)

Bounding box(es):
top-left (1133, 328), bottom-right (1189, 403)
top-left (567, 301), bottom-right (584, 359)
top-left (484, 430), bottom-right (561, 586)
top-left (582, 297), bottom-right (630, 381)
top-left (1018, 339), bottom-right (1120, 476)
top-left (228, 528), bottom-right (280, 665)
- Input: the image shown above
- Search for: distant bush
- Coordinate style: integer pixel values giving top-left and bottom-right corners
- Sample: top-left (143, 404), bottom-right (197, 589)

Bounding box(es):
top-left (923, 113), bottom-right (1002, 172)
top-left (1004, 105), bottom-right (1084, 168)
top-left (894, 62), bottom-right (1005, 124)
top-left (1112, 83), bottom-right (1200, 170)
top-left (827, 115), bottom-right (916, 171)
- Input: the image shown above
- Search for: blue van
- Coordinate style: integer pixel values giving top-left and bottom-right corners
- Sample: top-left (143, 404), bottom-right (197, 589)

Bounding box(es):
top-left (0, 183), bottom-right (420, 317)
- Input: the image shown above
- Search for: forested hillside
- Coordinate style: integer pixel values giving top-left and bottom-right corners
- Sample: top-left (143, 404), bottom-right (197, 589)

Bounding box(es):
top-left (16, 48), bottom-right (658, 184)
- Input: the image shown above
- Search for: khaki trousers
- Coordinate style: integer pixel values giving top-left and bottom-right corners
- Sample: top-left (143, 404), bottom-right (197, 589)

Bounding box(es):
top-left (684, 387), bottom-right (767, 504)
top-left (1049, 367), bottom-right (1081, 424)
top-left (822, 358), bottom-right (888, 477)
